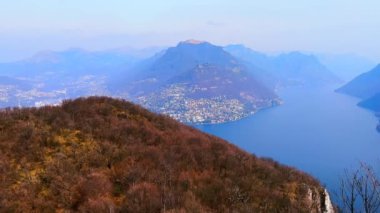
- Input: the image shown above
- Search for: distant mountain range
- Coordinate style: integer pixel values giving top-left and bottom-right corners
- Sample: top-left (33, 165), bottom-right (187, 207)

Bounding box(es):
top-left (0, 49), bottom-right (140, 107)
top-left (0, 48), bottom-right (139, 79)
top-left (0, 39), bottom-right (349, 123)
top-left (224, 44), bottom-right (341, 88)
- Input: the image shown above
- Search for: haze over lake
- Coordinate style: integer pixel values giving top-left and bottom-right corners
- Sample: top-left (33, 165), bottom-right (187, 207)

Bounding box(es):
top-left (196, 85), bottom-right (380, 196)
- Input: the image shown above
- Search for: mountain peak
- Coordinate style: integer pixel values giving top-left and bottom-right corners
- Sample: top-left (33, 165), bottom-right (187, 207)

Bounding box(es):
top-left (180, 39), bottom-right (207, 45)
top-left (28, 48), bottom-right (88, 63)
top-left (28, 50), bottom-right (60, 63)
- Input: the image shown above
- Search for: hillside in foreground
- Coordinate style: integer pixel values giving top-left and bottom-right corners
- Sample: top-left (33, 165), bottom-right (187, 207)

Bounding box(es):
top-left (0, 97), bottom-right (333, 212)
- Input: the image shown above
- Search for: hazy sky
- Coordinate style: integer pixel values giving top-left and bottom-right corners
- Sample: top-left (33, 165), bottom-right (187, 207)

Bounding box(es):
top-left (1, 0), bottom-right (379, 62)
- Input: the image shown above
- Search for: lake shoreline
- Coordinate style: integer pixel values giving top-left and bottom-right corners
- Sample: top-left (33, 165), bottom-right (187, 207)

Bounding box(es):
top-left (191, 100), bottom-right (283, 126)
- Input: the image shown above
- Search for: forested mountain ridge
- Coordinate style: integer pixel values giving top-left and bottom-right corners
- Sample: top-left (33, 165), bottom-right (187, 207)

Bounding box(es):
top-left (0, 96), bottom-right (333, 212)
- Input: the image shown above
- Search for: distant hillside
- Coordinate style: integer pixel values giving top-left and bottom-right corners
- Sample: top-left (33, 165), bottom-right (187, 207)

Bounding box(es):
top-left (128, 41), bottom-right (259, 94)
top-left (224, 45), bottom-right (340, 88)
top-left (0, 76), bottom-right (35, 107)
top-left (223, 45), bottom-right (280, 88)
top-left (224, 45), bottom-right (271, 70)
top-left (336, 64), bottom-right (380, 132)
top-left (336, 64), bottom-right (380, 99)
top-left (358, 93), bottom-right (380, 112)
top-left (273, 52), bottom-right (341, 86)
top-left (359, 94), bottom-right (380, 132)
top-left (167, 64), bottom-right (273, 99)
top-left (0, 76), bottom-right (33, 90)
top-left (0, 97), bottom-right (332, 212)
top-left (0, 49), bottom-right (143, 108)
top-left (132, 40), bottom-right (235, 83)
top-left (127, 40), bottom-right (279, 124)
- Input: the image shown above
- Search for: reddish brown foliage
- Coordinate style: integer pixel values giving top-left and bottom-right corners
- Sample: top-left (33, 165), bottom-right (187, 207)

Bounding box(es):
top-left (0, 96), bottom-right (324, 212)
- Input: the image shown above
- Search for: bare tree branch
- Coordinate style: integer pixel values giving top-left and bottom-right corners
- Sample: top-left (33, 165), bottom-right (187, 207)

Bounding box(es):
top-left (338, 162), bottom-right (380, 213)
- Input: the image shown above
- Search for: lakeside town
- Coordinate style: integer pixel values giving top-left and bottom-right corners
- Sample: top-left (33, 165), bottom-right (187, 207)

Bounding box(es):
top-left (0, 75), bottom-right (109, 108)
top-left (137, 83), bottom-right (281, 124)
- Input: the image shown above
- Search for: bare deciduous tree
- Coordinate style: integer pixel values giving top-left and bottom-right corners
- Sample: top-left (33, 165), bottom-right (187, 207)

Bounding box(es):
top-left (338, 162), bottom-right (380, 213)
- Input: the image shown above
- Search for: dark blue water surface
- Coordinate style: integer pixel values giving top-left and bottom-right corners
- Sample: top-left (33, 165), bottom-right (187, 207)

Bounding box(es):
top-left (196, 85), bottom-right (380, 197)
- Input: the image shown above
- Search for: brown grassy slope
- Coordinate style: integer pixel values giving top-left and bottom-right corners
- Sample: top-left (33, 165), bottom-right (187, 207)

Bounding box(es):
top-left (0, 96), bottom-right (325, 212)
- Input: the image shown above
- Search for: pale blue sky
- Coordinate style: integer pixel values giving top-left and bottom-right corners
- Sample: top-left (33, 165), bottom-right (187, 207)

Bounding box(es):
top-left (0, 0), bottom-right (379, 61)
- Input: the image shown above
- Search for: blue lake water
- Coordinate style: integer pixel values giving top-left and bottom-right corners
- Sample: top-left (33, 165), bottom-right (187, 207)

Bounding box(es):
top-left (196, 85), bottom-right (380, 198)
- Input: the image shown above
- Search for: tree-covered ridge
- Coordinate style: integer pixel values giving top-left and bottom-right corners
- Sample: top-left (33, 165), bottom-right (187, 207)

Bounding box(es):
top-left (0, 97), bottom-right (326, 212)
